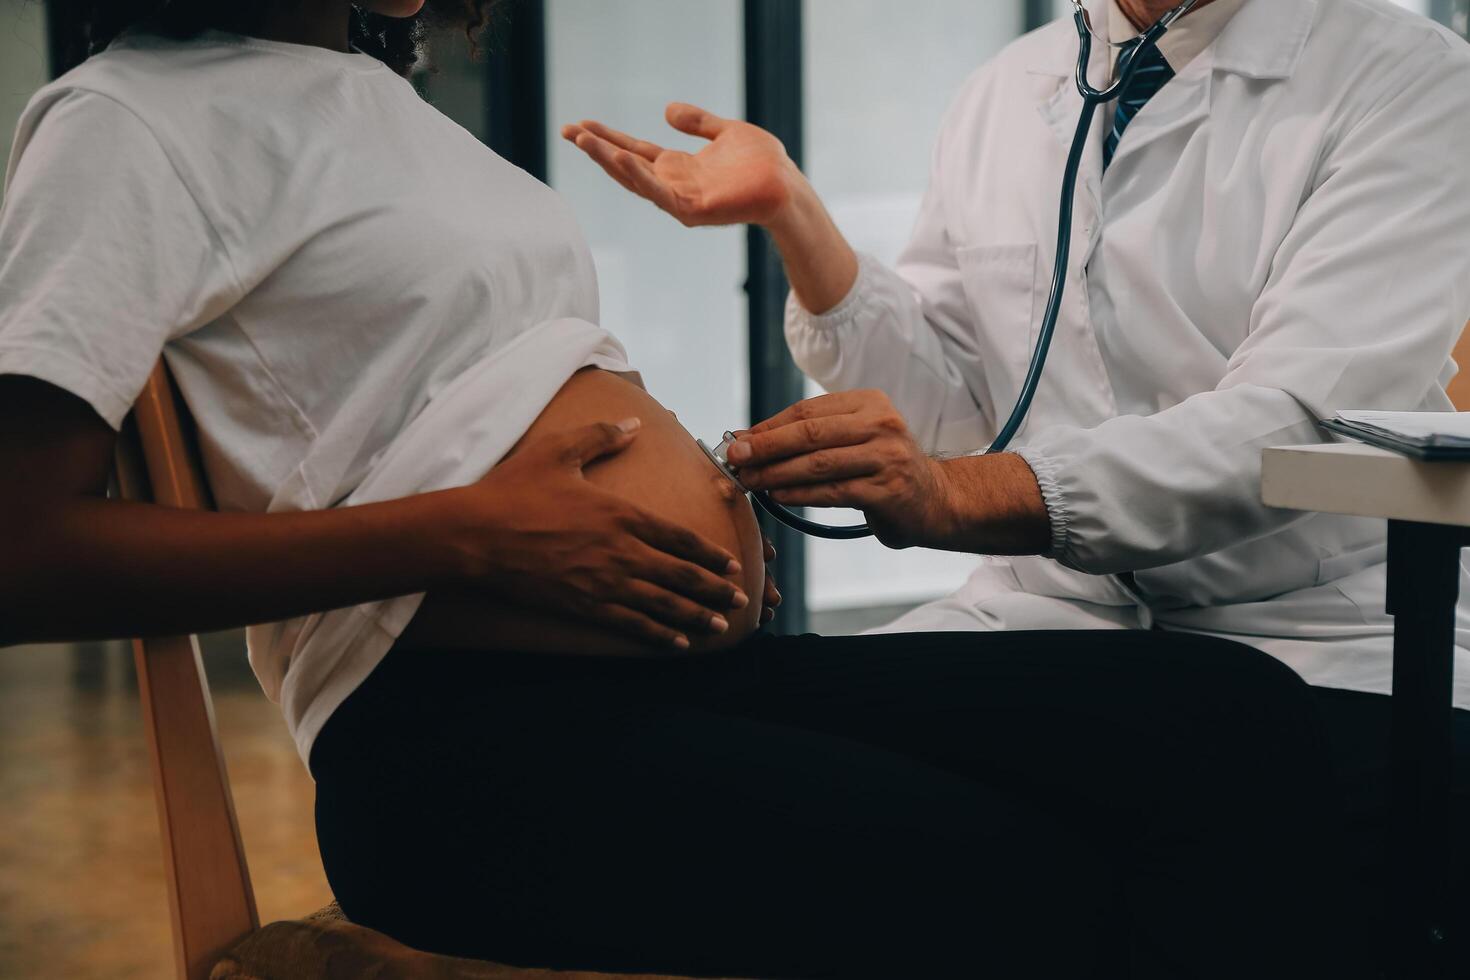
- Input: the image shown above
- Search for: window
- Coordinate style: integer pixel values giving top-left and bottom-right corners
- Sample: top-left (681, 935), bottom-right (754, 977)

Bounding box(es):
top-left (0, 0), bottom-right (50, 201)
top-left (799, 1), bottom-right (1025, 612)
top-left (1390, 0), bottom-right (1468, 32)
top-left (419, 0), bottom-right (748, 465)
top-left (546, 0), bottom-right (748, 447)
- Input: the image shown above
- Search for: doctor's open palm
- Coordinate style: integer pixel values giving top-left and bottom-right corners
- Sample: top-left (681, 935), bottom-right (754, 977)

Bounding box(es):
top-left (562, 103), bottom-right (795, 228)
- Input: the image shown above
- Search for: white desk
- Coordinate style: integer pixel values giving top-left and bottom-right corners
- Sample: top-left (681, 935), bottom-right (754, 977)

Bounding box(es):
top-left (1264, 442), bottom-right (1470, 525)
top-left (1264, 443), bottom-right (1464, 974)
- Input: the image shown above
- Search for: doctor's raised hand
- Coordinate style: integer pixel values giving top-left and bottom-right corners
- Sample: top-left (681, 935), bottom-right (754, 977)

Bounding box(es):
top-left (562, 104), bottom-right (792, 226)
top-left (561, 103), bottom-right (860, 316)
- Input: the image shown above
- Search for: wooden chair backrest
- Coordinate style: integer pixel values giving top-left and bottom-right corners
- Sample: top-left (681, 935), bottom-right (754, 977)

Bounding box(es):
top-left (113, 362), bottom-right (259, 980)
top-left (1450, 321), bottom-right (1470, 411)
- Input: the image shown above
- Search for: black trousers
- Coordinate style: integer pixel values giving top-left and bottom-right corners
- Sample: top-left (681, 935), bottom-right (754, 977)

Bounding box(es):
top-left (312, 630), bottom-right (1371, 979)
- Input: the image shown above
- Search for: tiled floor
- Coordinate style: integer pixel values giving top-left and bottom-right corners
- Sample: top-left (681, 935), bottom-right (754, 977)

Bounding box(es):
top-left (0, 606), bottom-right (911, 979)
top-left (0, 634), bottom-right (333, 980)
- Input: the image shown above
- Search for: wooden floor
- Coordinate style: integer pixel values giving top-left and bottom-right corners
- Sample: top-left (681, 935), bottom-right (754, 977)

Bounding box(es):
top-left (0, 634), bottom-right (334, 980)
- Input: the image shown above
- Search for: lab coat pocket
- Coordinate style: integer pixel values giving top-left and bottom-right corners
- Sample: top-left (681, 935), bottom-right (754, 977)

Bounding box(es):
top-left (954, 242), bottom-right (1039, 407)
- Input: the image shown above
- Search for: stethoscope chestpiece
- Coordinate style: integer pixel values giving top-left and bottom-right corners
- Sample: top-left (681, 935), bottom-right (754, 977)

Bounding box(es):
top-left (696, 431), bottom-right (746, 492)
top-left (696, 430), bottom-right (875, 540)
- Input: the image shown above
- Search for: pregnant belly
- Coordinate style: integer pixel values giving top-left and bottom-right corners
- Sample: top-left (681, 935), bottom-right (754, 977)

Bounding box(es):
top-left (398, 368), bottom-right (766, 655)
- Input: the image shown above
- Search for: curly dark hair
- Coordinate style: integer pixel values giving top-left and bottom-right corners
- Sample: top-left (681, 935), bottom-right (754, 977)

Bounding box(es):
top-left (71, 1), bottom-right (499, 76)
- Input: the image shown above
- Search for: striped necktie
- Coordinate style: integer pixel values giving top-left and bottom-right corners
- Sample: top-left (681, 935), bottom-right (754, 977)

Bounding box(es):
top-left (1103, 40), bottom-right (1175, 171)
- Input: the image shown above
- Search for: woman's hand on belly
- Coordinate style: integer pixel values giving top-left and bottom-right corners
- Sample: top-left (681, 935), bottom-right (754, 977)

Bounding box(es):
top-left (429, 417), bottom-right (750, 652)
top-left (758, 534), bottom-right (783, 626)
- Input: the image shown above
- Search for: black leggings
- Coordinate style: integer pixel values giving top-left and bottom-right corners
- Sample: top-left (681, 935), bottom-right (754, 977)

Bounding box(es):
top-left (312, 630), bottom-right (1358, 979)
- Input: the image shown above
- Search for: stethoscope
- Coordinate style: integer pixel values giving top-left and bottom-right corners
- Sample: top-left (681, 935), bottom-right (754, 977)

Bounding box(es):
top-left (700, 0), bottom-right (1202, 540)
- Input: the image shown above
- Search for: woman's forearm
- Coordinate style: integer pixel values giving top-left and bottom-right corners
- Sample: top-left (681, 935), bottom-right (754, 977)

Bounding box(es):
top-left (0, 374), bottom-right (749, 652)
top-left (1, 490), bottom-right (462, 645)
top-left (766, 173), bottom-right (862, 316)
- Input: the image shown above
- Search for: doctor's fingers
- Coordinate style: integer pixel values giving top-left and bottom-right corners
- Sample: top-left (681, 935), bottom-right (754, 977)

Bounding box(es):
top-left (571, 132), bottom-right (680, 213)
top-left (570, 130), bottom-right (651, 188)
top-left (731, 414), bottom-right (872, 466)
top-left (738, 445), bottom-right (883, 492)
top-left (567, 130), bottom-right (642, 196)
top-left (665, 102), bottom-right (731, 140)
top-left (769, 478), bottom-right (884, 511)
top-left (572, 119), bottom-right (665, 162)
top-left (748, 389), bottom-right (894, 435)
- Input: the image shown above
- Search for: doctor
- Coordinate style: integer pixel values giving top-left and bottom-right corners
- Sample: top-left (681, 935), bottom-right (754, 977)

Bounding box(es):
top-left (565, 0), bottom-right (1470, 709)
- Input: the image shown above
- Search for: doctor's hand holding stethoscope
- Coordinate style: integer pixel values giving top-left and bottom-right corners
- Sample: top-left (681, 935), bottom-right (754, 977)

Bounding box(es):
top-left (561, 103), bottom-right (1053, 557)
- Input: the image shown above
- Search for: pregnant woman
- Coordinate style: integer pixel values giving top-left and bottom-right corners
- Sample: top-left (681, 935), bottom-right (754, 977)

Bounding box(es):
top-left (0, 2), bottom-right (1357, 977)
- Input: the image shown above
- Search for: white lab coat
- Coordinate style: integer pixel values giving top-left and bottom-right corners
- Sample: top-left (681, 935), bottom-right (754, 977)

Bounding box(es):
top-left (784, 0), bottom-right (1470, 706)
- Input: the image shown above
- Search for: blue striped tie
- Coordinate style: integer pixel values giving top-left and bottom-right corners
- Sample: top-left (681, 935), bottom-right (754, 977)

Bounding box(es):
top-left (1103, 41), bottom-right (1175, 171)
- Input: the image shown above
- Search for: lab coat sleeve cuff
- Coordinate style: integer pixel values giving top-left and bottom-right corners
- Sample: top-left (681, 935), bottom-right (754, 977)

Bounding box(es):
top-left (1012, 445), bottom-right (1073, 561)
top-left (784, 252), bottom-right (881, 334)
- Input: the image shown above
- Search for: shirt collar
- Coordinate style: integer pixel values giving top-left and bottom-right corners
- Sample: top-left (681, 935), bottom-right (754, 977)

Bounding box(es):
top-left (1109, 0), bottom-right (1248, 76)
top-left (1031, 0), bottom-right (1317, 82)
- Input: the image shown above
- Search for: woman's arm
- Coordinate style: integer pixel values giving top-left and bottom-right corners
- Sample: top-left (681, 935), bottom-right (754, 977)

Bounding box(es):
top-left (0, 377), bottom-right (746, 650)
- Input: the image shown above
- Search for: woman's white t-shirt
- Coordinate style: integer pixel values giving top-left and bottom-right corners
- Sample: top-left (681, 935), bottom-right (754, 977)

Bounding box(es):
top-left (0, 31), bottom-right (631, 763)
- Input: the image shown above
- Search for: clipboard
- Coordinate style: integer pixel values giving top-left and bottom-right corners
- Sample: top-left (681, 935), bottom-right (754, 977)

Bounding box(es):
top-left (1320, 418), bottom-right (1470, 462)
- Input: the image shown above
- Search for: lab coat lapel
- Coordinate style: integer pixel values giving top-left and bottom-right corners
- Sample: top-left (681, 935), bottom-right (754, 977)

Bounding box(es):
top-left (1037, 79), bottom-right (1109, 223)
top-left (1103, 60), bottom-right (1213, 177)
top-left (1103, 0), bottom-right (1317, 174)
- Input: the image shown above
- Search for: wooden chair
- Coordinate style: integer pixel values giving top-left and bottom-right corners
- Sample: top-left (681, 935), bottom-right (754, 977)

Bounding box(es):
top-left (1449, 321), bottom-right (1470, 411)
top-left (114, 361), bottom-right (706, 980)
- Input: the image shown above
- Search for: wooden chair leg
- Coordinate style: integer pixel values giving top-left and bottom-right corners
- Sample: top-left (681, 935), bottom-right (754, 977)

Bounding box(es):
top-left (119, 363), bottom-right (259, 980)
top-left (133, 634), bottom-right (259, 980)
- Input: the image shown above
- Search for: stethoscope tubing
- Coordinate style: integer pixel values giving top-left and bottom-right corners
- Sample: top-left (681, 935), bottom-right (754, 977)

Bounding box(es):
top-left (756, 2), bottom-right (1190, 541)
top-left (752, 491), bottom-right (876, 540)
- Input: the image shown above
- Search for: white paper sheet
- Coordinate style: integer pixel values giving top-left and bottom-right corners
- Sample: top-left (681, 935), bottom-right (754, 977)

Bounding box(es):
top-left (1334, 411), bottom-right (1470, 441)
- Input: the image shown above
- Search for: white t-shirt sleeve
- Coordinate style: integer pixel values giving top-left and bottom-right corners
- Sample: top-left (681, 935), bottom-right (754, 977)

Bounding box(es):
top-left (0, 88), bottom-right (242, 428)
